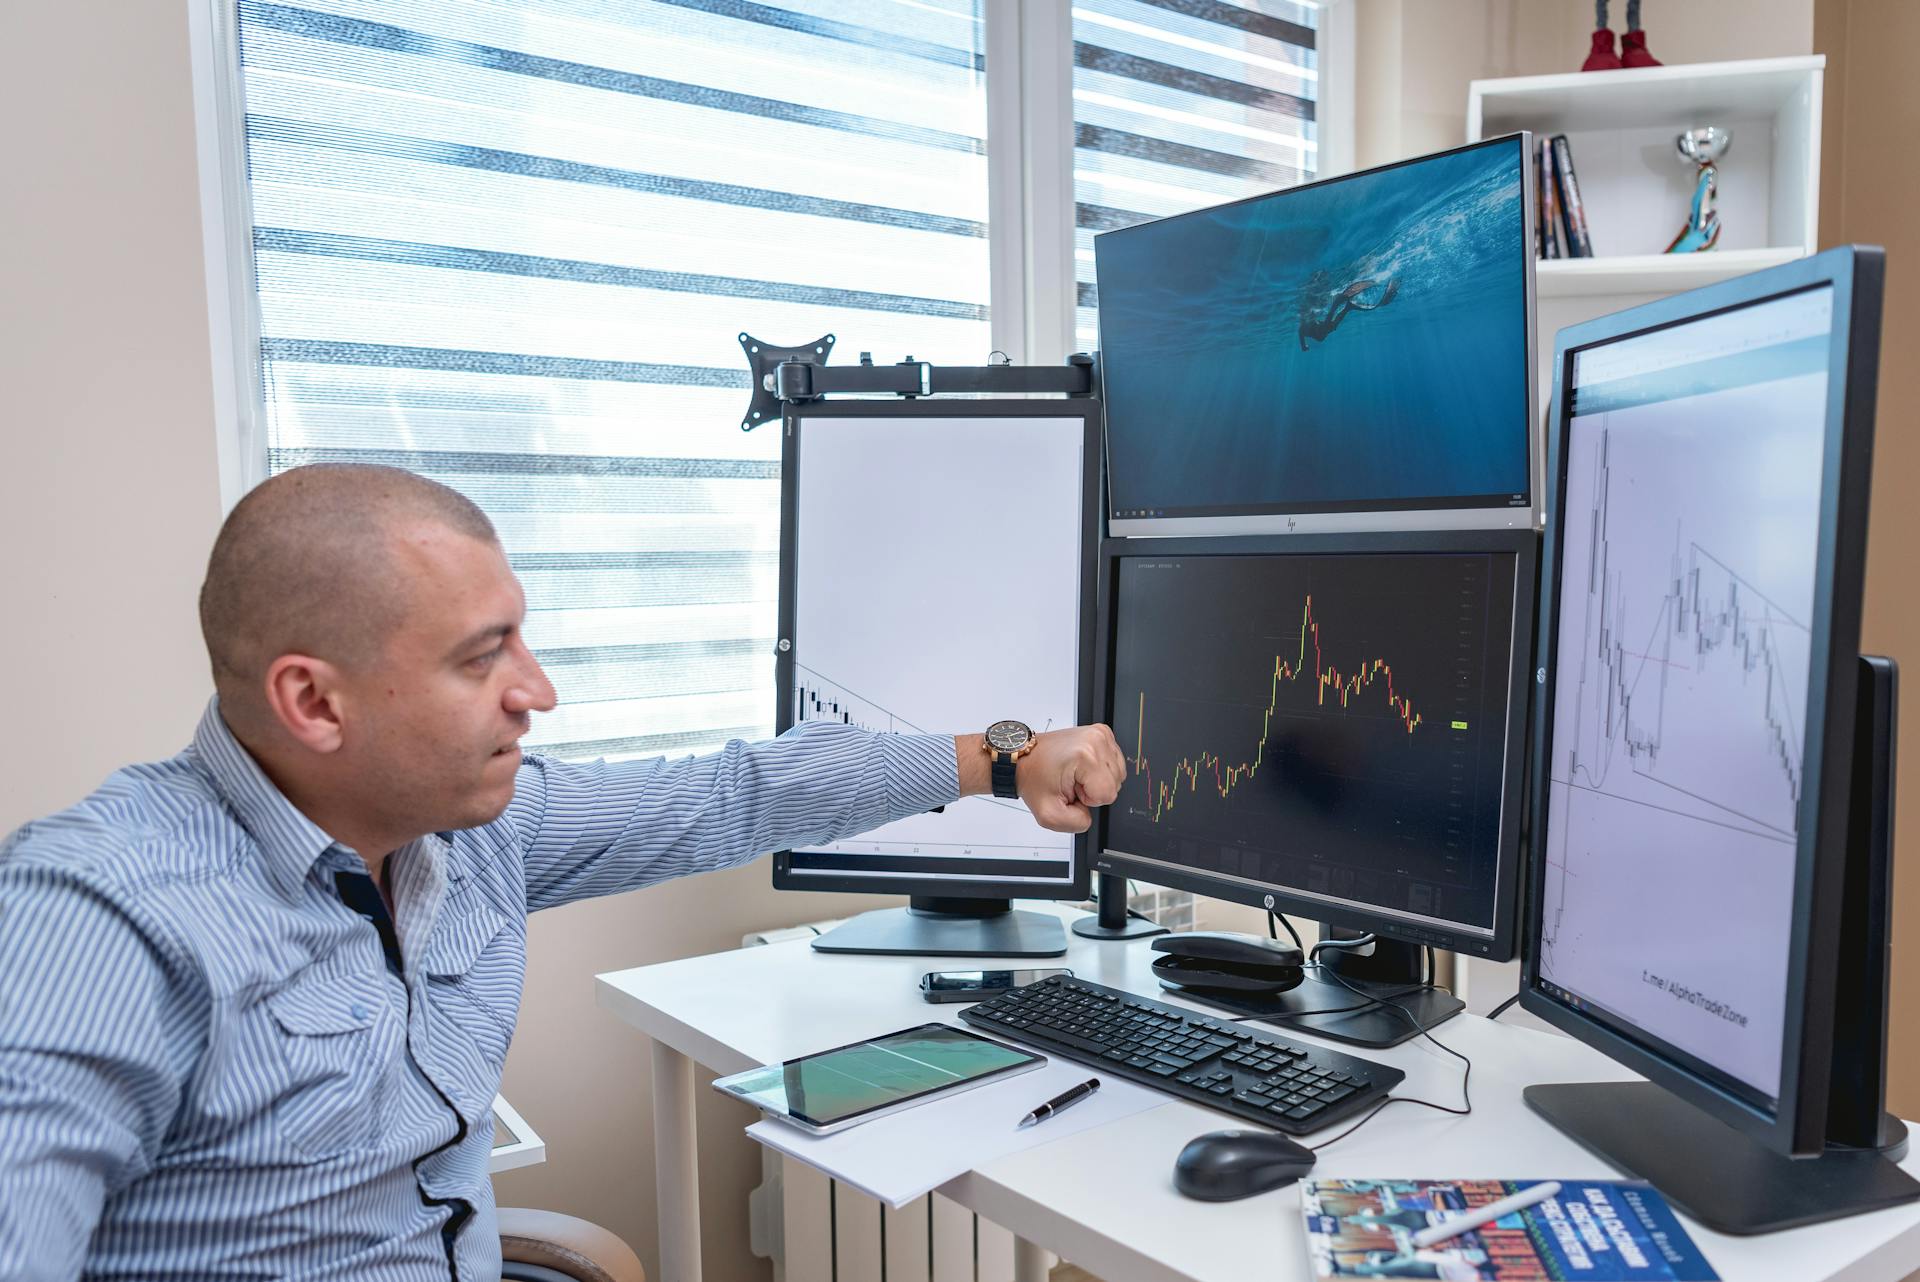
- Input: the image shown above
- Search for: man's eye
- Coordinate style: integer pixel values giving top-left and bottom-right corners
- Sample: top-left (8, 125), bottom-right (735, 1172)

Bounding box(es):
top-left (467, 650), bottom-right (500, 672)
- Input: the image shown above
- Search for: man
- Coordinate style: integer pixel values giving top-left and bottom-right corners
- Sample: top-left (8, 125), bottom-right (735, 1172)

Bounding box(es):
top-left (1296, 268), bottom-right (1400, 350)
top-left (0, 464), bottom-right (1126, 1281)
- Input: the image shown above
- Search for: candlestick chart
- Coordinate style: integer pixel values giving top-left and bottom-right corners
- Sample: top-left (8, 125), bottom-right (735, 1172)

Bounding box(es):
top-left (1104, 548), bottom-right (1519, 928)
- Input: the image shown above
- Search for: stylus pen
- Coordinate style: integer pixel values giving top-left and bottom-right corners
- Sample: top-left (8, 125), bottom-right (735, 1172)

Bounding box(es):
top-left (1017, 1078), bottom-right (1100, 1128)
top-left (1411, 1181), bottom-right (1562, 1249)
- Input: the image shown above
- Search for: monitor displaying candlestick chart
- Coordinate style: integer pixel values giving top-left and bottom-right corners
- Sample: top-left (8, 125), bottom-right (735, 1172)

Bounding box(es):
top-left (1535, 285), bottom-right (1836, 1103)
top-left (1093, 533), bottom-right (1535, 955)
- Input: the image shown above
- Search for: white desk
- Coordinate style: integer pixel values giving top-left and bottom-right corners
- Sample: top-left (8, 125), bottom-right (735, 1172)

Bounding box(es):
top-left (489, 1094), bottom-right (546, 1175)
top-left (597, 905), bottom-right (1920, 1282)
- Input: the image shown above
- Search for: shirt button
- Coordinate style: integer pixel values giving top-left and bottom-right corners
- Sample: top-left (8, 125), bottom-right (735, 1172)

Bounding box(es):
top-left (350, 1003), bottom-right (369, 1021)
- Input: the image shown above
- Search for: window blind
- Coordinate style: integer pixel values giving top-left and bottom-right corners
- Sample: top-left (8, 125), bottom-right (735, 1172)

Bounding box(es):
top-left (234, 0), bottom-right (991, 761)
top-left (1072, 0), bottom-right (1318, 353)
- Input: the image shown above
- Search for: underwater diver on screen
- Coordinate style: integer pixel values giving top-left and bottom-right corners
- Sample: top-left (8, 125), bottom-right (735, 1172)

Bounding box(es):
top-left (1297, 267), bottom-right (1401, 350)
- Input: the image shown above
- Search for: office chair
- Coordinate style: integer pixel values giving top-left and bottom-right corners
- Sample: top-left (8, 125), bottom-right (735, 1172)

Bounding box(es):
top-left (499, 1207), bottom-right (646, 1282)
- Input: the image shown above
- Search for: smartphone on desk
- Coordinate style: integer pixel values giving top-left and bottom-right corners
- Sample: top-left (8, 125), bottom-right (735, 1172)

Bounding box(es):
top-left (920, 967), bottom-right (1071, 1003)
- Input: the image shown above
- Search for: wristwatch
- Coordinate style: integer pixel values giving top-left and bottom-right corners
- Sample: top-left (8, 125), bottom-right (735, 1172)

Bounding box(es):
top-left (984, 720), bottom-right (1036, 800)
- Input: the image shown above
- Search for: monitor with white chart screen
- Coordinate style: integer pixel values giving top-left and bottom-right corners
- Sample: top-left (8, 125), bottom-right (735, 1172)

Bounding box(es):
top-left (771, 401), bottom-right (1097, 956)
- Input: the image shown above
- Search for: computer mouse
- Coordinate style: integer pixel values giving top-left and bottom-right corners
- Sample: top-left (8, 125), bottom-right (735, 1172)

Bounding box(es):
top-left (1172, 1129), bottom-right (1317, 1201)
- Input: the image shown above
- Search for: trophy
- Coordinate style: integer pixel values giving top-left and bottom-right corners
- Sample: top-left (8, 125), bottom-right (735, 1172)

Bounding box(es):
top-left (1666, 125), bottom-right (1729, 253)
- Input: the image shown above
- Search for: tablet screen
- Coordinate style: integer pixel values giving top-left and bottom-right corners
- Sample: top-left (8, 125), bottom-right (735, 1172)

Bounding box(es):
top-left (718, 1025), bottom-right (1042, 1128)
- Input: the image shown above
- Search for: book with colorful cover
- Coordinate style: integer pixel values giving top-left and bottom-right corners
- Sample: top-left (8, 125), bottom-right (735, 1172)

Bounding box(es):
top-left (1538, 139), bottom-right (1564, 259)
top-left (1551, 134), bottom-right (1594, 257)
top-left (1302, 1178), bottom-right (1719, 1280)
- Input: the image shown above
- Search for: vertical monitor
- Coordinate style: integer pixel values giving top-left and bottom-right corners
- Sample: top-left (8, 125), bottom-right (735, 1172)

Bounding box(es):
top-left (1092, 531), bottom-right (1535, 959)
top-left (1098, 136), bottom-right (1536, 535)
top-left (771, 403), bottom-right (1096, 902)
top-left (1531, 282), bottom-right (1840, 1112)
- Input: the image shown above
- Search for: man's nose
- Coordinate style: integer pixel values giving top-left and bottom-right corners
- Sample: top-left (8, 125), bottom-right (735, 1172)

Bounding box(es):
top-left (504, 644), bottom-right (558, 715)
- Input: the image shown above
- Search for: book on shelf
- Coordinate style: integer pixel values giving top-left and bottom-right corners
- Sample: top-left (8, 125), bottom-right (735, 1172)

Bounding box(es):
top-left (1538, 136), bottom-right (1564, 259)
top-left (1553, 133), bottom-right (1595, 257)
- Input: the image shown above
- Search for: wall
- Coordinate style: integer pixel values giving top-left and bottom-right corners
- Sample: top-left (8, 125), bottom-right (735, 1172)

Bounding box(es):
top-left (1814, 0), bottom-right (1920, 1119)
top-left (1352, 0), bottom-right (1815, 170)
top-left (0, 4), bottom-right (224, 832)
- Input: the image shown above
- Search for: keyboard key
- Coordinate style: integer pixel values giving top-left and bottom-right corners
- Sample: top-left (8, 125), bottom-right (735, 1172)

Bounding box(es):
top-left (1285, 1105), bottom-right (1317, 1120)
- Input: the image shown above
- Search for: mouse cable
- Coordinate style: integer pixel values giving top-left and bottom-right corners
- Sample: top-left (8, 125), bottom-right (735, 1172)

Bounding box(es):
top-left (1304, 964), bottom-right (1473, 1154)
top-left (1221, 953), bottom-right (1457, 1030)
top-left (1487, 992), bottom-right (1521, 1021)
top-left (1221, 971), bottom-right (1443, 1029)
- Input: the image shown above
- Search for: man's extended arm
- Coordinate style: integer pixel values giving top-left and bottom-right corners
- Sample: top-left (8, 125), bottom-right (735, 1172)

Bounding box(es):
top-left (504, 722), bottom-right (1124, 913)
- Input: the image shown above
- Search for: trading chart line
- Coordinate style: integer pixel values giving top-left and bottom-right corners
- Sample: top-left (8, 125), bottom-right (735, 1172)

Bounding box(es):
top-left (1128, 595), bottom-right (1427, 822)
top-left (1566, 428), bottom-right (1806, 834)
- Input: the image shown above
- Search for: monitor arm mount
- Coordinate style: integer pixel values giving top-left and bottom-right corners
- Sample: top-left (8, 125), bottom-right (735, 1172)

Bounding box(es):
top-left (738, 332), bottom-right (1098, 430)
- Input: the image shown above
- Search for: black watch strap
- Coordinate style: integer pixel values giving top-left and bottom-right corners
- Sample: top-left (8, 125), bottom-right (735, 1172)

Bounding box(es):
top-left (991, 752), bottom-right (1019, 800)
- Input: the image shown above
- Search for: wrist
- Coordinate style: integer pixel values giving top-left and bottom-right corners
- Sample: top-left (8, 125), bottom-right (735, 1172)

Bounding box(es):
top-left (956, 728), bottom-right (1043, 798)
top-left (955, 734), bottom-right (991, 796)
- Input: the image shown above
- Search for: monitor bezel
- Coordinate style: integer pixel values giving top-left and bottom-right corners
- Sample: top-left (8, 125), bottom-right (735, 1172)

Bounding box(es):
top-left (1089, 528), bottom-right (1539, 961)
top-left (1098, 133), bottom-right (1540, 537)
top-left (1518, 246), bottom-right (1884, 1158)
top-left (770, 398), bottom-right (1099, 902)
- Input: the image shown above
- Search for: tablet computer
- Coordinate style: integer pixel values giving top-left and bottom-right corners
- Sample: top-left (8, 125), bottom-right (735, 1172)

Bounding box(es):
top-left (712, 1023), bottom-right (1045, 1135)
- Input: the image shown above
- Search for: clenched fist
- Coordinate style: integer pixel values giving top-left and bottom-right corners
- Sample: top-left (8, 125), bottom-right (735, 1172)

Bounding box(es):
top-left (954, 724), bottom-right (1128, 834)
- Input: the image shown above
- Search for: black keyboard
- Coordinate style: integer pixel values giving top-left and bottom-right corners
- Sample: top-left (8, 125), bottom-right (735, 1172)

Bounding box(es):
top-left (960, 973), bottom-right (1402, 1134)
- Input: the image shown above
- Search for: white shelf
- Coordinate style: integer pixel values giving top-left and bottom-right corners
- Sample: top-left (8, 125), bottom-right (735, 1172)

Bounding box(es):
top-left (1535, 247), bottom-right (1805, 297)
top-left (1470, 56), bottom-right (1823, 284)
top-left (1472, 56), bottom-right (1826, 135)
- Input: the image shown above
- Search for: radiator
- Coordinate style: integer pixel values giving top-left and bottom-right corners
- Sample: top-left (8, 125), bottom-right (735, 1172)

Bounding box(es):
top-left (740, 922), bottom-right (1036, 1282)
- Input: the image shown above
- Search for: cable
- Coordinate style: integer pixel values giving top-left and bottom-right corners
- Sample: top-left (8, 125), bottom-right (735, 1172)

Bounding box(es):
top-left (1303, 963), bottom-right (1474, 1154)
top-left (1488, 992), bottom-right (1521, 1021)
top-left (1266, 910), bottom-right (1305, 953)
top-left (1309, 933), bottom-right (1377, 962)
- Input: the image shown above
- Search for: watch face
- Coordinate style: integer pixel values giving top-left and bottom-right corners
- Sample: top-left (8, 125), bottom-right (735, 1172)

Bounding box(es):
top-left (986, 720), bottom-right (1033, 752)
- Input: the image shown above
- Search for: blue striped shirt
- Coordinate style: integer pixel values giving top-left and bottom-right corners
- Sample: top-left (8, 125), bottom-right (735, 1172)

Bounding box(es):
top-left (0, 700), bottom-right (959, 1281)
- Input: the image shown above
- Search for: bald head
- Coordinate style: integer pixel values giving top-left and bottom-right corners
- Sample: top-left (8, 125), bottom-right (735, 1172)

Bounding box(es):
top-left (199, 465), bottom-right (498, 715)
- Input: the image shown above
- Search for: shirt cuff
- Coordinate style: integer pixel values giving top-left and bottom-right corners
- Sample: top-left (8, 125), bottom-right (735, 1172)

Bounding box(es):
top-left (877, 732), bottom-right (963, 823)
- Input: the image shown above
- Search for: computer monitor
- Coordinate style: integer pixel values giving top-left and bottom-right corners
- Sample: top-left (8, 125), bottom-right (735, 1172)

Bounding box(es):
top-left (1096, 135), bottom-right (1537, 536)
top-left (1090, 529), bottom-right (1537, 1045)
top-left (770, 400), bottom-right (1098, 956)
top-left (1520, 246), bottom-right (1920, 1232)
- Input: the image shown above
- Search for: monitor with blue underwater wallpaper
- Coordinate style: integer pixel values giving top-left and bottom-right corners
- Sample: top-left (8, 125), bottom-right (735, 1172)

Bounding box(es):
top-left (1097, 135), bottom-right (1536, 535)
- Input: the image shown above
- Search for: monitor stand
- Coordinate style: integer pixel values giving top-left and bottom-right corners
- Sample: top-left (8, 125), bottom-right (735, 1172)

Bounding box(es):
top-left (1168, 933), bottom-right (1464, 1048)
top-left (810, 896), bottom-right (1067, 957)
top-left (1070, 872), bottom-right (1169, 940)
top-left (1526, 655), bottom-right (1920, 1234)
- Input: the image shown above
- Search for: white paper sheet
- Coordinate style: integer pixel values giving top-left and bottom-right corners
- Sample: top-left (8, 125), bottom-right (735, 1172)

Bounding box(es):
top-left (746, 1059), bottom-right (1167, 1208)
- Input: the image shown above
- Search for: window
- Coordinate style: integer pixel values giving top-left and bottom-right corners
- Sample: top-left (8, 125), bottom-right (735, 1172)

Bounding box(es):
top-left (229, 0), bottom-right (989, 759)
top-left (212, 0), bottom-right (1332, 763)
top-left (1072, 0), bottom-right (1320, 353)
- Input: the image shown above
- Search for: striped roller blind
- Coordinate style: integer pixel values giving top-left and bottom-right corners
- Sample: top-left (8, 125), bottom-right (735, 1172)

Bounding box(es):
top-left (1072, 0), bottom-right (1318, 353)
top-left (233, 0), bottom-right (990, 761)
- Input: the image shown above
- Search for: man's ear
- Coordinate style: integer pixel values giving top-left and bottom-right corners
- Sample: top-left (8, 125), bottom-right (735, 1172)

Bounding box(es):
top-left (263, 654), bottom-right (348, 754)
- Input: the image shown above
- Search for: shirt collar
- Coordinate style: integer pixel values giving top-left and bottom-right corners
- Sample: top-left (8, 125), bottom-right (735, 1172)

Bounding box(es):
top-left (191, 698), bottom-right (340, 902)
